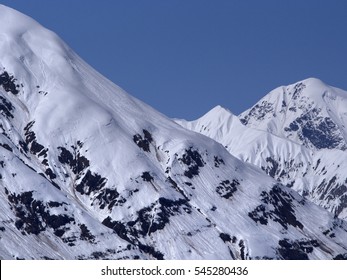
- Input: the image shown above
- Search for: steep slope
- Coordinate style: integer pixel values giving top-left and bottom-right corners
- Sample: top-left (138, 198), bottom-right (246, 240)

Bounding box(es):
top-left (178, 79), bottom-right (347, 220)
top-left (1, 5), bottom-right (347, 260)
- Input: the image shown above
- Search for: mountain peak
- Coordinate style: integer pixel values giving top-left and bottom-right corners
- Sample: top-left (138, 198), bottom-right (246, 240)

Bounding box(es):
top-left (0, 4), bottom-right (41, 36)
top-left (283, 78), bottom-right (347, 102)
top-left (286, 77), bottom-right (329, 99)
top-left (0, 4), bottom-right (78, 95)
top-left (298, 77), bottom-right (326, 86)
top-left (204, 105), bottom-right (234, 119)
top-left (239, 78), bottom-right (347, 151)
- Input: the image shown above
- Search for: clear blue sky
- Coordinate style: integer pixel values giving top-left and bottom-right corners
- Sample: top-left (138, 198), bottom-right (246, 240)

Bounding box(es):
top-left (2, 0), bottom-right (347, 120)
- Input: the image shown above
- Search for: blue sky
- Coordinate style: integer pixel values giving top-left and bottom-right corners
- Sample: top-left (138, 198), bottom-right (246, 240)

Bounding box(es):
top-left (2, 0), bottom-right (347, 120)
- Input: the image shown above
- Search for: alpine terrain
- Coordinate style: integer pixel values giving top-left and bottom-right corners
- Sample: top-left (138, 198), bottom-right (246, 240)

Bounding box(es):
top-left (178, 79), bottom-right (347, 222)
top-left (1, 5), bottom-right (347, 260)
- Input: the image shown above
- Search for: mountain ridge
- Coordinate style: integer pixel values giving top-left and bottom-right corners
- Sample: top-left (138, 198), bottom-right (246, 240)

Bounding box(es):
top-left (179, 78), bottom-right (347, 221)
top-left (1, 5), bottom-right (347, 260)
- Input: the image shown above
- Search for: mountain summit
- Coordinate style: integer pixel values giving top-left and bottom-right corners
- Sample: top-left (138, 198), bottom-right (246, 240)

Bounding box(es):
top-left (1, 5), bottom-right (347, 260)
top-left (240, 78), bottom-right (347, 150)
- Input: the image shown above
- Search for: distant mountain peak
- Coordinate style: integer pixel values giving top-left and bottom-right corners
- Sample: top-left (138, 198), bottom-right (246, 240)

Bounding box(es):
top-left (208, 105), bottom-right (233, 114)
top-left (239, 78), bottom-right (347, 151)
top-left (297, 77), bottom-right (326, 86)
top-left (201, 105), bottom-right (235, 121)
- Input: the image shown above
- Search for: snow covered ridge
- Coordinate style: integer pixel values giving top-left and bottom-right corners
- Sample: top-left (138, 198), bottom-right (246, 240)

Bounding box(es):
top-left (178, 78), bottom-right (347, 222)
top-left (1, 5), bottom-right (347, 260)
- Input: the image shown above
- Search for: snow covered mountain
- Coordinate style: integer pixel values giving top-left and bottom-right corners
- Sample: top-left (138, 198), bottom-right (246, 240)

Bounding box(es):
top-left (1, 5), bottom-right (347, 260)
top-left (178, 78), bottom-right (347, 221)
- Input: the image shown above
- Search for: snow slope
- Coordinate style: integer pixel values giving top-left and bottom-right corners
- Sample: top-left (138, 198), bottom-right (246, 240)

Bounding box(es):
top-left (1, 5), bottom-right (347, 260)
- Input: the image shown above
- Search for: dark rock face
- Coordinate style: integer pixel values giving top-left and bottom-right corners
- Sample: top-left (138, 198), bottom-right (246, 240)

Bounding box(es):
top-left (277, 238), bottom-right (319, 260)
top-left (133, 129), bottom-right (153, 152)
top-left (23, 121), bottom-right (59, 187)
top-left (0, 96), bottom-right (15, 119)
top-left (102, 197), bottom-right (192, 260)
top-left (333, 253), bottom-right (347, 260)
top-left (166, 176), bottom-right (189, 200)
top-left (314, 176), bottom-right (347, 216)
top-left (0, 142), bottom-right (13, 152)
top-left (290, 82), bottom-right (306, 100)
top-left (6, 189), bottom-right (101, 248)
top-left (264, 157), bottom-right (279, 178)
top-left (285, 108), bottom-right (346, 150)
top-left (77, 247), bottom-right (139, 260)
top-left (321, 218), bottom-right (347, 243)
top-left (238, 239), bottom-right (248, 260)
top-left (24, 121), bottom-right (48, 157)
top-left (102, 217), bottom-right (165, 260)
top-left (248, 205), bottom-right (268, 225)
top-left (258, 157), bottom-right (305, 185)
top-left (219, 233), bottom-right (232, 243)
top-left (240, 100), bottom-right (274, 125)
top-left (95, 188), bottom-right (124, 210)
top-left (76, 170), bottom-right (107, 195)
top-left (7, 190), bottom-right (75, 238)
top-left (58, 143), bottom-right (90, 175)
top-left (0, 71), bottom-right (20, 95)
top-left (79, 224), bottom-right (95, 243)
top-left (216, 179), bottom-right (239, 199)
top-left (336, 195), bottom-right (347, 216)
top-left (141, 171), bottom-right (154, 182)
top-left (131, 197), bottom-right (192, 237)
top-left (45, 168), bottom-right (57, 180)
top-left (179, 148), bottom-right (205, 179)
top-left (214, 156), bottom-right (225, 167)
top-left (57, 143), bottom-right (125, 210)
top-left (248, 185), bottom-right (304, 230)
